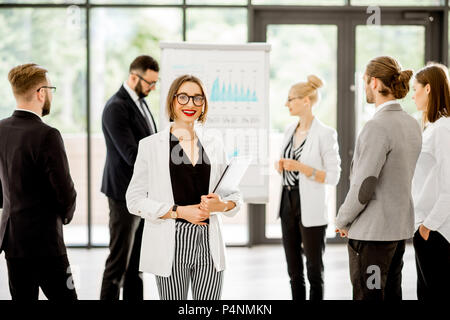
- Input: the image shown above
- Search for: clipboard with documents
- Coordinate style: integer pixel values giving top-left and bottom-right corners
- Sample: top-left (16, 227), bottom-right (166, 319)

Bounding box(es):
top-left (213, 156), bottom-right (252, 195)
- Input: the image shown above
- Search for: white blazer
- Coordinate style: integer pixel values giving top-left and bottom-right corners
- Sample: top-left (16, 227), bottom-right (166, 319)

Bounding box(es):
top-left (126, 123), bottom-right (242, 277)
top-left (412, 116), bottom-right (450, 243)
top-left (277, 117), bottom-right (341, 227)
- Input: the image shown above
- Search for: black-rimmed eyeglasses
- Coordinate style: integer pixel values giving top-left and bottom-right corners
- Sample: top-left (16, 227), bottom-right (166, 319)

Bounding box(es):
top-left (286, 96), bottom-right (302, 103)
top-left (132, 73), bottom-right (158, 88)
top-left (174, 93), bottom-right (205, 107)
top-left (37, 86), bottom-right (56, 93)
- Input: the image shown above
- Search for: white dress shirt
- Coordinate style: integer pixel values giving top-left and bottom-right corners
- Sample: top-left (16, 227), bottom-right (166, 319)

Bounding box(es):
top-left (123, 81), bottom-right (156, 133)
top-left (412, 116), bottom-right (450, 243)
top-left (15, 108), bottom-right (41, 119)
top-left (374, 99), bottom-right (398, 115)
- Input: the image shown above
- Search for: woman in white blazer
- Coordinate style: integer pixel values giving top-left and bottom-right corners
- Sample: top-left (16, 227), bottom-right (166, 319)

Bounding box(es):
top-left (275, 75), bottom-right (341, 300)
top-left (126, 74), bottom-right (242, 300)
top-left (411, 64), bottom-right (450, 301)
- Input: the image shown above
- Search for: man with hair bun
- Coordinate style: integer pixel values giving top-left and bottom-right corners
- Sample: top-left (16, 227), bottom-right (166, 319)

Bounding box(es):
top-left (335, 56), bottom-right (422, 300)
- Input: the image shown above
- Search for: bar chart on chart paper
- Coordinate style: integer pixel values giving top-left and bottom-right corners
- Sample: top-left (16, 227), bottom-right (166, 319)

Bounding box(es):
top-left (204, 62), bottom-right (262, 116)
top-left (210, 77), bottom-right (258, 103)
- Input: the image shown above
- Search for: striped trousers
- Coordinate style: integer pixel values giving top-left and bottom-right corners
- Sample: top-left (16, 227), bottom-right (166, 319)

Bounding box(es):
top-left (155, 221), bottom-right (224, 300)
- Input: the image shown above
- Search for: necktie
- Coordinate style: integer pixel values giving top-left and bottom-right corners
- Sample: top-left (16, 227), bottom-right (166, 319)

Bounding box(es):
top-left (138, 99), bottom-right (155, 134)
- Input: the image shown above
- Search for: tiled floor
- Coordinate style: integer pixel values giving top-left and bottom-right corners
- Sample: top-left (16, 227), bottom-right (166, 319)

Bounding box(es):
top-left (0, 244), bottom-right (418, 300)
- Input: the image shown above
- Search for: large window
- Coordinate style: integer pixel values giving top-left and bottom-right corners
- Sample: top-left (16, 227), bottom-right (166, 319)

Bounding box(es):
top-left (266, 24), bottom-right (338, 239)
top-left (0, 1), bottom-right (449, 247)
top-left (0, 8), bottom-right (88, 245)
top-left (355, 25), bottom-right (425, 133)
top-left (186, 7), bottom-right (249, 245)
top-left (186, 8), bottom-right (247, 44)
top-left (90, 8), bottom-right (183, 245)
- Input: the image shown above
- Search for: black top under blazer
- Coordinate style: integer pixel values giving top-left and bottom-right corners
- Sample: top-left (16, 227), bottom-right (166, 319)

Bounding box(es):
top-left (101, 85), bottom-right (156, 201)
top-left (169, 133), bottom-right (211, 224)
top-left (0, 110), bottom-right (77, 258)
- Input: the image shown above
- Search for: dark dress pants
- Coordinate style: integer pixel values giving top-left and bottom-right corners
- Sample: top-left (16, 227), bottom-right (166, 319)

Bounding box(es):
top-left (413, 229), bottom-right (450, 301)
top-left (6, 254), bottom-right (77, 301)
top-left (347, 238), bottom-right (405, 300)
top-left (100, 197), bottom-right (144, 300)
top-left (280, 186), bottom-right (327, 300)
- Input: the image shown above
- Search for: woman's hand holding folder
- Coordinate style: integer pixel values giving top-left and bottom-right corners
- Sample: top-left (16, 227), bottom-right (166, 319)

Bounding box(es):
top-left (200, 193), bottom-right (235, 213)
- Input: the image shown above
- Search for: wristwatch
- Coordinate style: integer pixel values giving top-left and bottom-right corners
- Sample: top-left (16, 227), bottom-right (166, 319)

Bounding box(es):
top-left (170, 205), bottom-right (178, 219)
top-left (311, 168), bottom-right (317, 180)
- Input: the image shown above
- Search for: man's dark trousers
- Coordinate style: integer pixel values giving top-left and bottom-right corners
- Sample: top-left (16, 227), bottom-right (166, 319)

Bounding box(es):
top-left (6, 254), bottom-right (77, 301)
top-left (348, 239), bottom-right (405, 300)
top-left (100, 198), bottom-right (144, 300)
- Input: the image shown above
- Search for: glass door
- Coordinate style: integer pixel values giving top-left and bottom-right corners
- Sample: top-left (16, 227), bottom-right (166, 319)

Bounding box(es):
top-left (251, 7), bottom-right (444, 245)
top-left (354, 25), bottom-right (426, 133)
top-left (265, 24), bottom-right (338, 240)
top-left (251, 10), bottom-right (343, 244)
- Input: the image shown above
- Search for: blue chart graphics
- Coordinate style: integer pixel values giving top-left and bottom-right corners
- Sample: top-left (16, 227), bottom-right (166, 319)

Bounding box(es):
top-left (210, 77), bottom-right (258, 103)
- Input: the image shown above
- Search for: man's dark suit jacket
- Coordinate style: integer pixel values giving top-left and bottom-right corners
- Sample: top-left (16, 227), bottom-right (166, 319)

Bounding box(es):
top-left (101, 85), bottom-right (155, 201)
top-left (0, 110), bottom-right (76, 258)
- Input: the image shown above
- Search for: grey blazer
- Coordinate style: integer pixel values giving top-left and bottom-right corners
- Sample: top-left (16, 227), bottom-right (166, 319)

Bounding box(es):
top-left (335, 103), bottom-right (422, 241)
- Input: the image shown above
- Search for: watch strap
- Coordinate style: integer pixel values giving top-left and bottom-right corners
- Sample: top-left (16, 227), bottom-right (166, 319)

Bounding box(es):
top-left (171, 205), bottom-right (178, 218)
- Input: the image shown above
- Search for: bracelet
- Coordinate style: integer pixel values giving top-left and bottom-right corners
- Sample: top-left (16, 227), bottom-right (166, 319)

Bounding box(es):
top-left (223, 201), bottom-right (228, 212)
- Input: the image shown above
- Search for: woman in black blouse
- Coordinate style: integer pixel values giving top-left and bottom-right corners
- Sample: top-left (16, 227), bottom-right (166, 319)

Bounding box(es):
top-left (126, 74), bottom-right (242, 300)
top-left (169, 131), bottom-right (211, 224)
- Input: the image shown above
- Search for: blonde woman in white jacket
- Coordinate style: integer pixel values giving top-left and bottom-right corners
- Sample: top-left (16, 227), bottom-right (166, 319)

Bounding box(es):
top-left (275, 75), bottom-right (341, 300)
top-left (411, 64), bottom-right (450, 301)
top-left (126, 74), bottom-right (242, 300)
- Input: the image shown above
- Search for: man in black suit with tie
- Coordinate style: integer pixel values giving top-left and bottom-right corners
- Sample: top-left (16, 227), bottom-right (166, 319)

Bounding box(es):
top-left (0, 63), bottom-right (77, 300)
top-left (100, 55), bottom-right (159, 300)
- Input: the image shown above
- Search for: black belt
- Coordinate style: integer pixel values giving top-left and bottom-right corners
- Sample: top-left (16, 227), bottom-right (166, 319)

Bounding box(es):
top-left (283, 185), bottom-right (299, 191)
